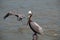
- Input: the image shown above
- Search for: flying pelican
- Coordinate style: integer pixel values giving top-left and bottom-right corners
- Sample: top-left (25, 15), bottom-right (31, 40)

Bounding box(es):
top-left (4, 11), bottom-right (25, 21)
top-left (27, 10), bottom-right (44, 40)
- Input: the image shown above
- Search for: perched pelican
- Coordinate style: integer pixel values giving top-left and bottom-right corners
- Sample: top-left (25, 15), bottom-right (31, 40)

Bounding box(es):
top-left (27, 10), bottom-right (44, 40)
top-left (4, 11), bottom-right (25, 21)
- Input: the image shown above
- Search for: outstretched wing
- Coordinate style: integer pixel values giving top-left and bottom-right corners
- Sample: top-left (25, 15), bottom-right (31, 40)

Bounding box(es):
top-left (15, 14), bottom-right (19, 17)
top-left (15, 14), bottom-right (20, 21)
top-left (4, 12), bottom-right (26, 21)
top-left (15, 14), bottom-right (25, 21)
top-left (4, 13), bottom-right (12, 19)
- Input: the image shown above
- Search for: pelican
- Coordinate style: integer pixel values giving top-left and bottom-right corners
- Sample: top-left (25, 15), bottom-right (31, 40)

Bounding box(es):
top-left (27, 10), bottom-right (44, 40)
top-left (4, 11), bottom-right (25, 21)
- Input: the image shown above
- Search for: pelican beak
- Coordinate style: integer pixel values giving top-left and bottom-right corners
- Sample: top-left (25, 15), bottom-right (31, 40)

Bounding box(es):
top-left (27, 16), bottom-right (29, 25)
top-left (28, 15), bottom-right (30, 18)
top-left (28, 14), bottom-right (32, 18)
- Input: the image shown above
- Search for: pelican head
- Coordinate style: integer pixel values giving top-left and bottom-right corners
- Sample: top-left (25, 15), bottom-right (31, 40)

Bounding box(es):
top-left (27, 10), bottom-right (33, 25)
top-left (28, 10), bottom-right (33, 18)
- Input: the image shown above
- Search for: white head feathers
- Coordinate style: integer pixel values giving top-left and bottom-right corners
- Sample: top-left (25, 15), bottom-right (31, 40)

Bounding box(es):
top-left (28, 10), bottom-right (32, 14)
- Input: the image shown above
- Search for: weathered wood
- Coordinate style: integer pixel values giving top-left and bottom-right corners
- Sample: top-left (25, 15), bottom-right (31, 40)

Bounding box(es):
top-left (32, 33), bottom-right (38, 40)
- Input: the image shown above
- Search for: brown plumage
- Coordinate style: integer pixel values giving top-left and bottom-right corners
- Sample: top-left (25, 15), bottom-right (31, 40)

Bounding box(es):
top-left (27, 10), bottom-right (44, 40)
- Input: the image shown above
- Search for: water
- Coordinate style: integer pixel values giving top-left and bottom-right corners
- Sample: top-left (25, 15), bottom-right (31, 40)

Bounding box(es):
top-left (0, 0), bottom-right (60, 40)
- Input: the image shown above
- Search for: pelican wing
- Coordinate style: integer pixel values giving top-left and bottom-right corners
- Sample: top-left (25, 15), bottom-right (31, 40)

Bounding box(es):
top-left (4, 13), bottom-right (12, 19)
top-left (30, 22), bottom-right (44, 34)
top-left (15, 14), bottom-right (21, 21)
top-left (15, 14), bottom-right (19, 17)
top-left (18, 14), bottom-right (25, 18)
top-left (15, 14), bottom-right (25, 21)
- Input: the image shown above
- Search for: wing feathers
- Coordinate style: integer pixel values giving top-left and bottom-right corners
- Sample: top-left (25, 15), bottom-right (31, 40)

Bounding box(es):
top-left (4, 12), bottom-right (25, 21)
top-left (30, 22), bottom-right (44, 34)
top-left (4, 13), bottom-right (11, 19)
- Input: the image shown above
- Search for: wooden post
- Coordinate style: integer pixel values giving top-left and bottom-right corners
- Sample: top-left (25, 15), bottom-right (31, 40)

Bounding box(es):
top-left (32, 33), bottom-right (38, 40)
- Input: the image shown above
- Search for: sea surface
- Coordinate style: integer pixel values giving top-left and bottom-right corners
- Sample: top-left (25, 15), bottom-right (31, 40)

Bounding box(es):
top-left (0, 0), bottom-right (60, 40)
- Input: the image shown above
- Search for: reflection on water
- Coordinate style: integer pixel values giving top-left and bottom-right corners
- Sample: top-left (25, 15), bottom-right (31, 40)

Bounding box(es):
top-left (0, 0), bottom-right (60, 40)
